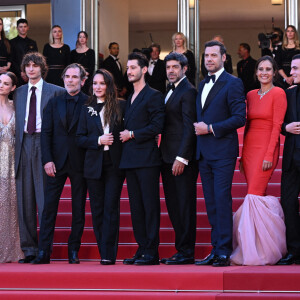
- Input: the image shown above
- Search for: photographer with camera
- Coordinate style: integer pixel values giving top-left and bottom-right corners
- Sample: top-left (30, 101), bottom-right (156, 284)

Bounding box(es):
top-left (259, 27), bottom-right (283, 60)
top-left (276, 26), bottom-right (300, 88)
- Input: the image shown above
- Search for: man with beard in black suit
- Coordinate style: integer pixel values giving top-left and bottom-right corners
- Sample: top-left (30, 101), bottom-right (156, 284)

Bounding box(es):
top-left (160, 52), bottom-right (198, 265)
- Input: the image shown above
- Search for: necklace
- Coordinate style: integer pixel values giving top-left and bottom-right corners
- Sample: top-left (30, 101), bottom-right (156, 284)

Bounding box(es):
top-left (257, 85), bottom-right (274, 100)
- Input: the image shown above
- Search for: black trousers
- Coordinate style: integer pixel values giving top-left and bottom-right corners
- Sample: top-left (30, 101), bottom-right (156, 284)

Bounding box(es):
top-left (38, 158), bottom-right (87, 253)
top-left (126, 166), bottom-right (161, 256)
top-left (281, 149), bottom-right (300, 255)
top-left (161, 160), bottom-right (198, 257)
top-left (87, 151), bottom-right (125, 261)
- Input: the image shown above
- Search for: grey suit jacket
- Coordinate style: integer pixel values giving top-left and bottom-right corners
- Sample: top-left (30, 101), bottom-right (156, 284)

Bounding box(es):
top-left (14, 80), bottom-right (65, 176)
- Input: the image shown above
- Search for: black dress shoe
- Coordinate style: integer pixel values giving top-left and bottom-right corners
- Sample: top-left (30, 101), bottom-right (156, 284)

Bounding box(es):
top-left (212, 255), bottom-right (230, 267)
top-left (163, 253), bottom-right (194, 265)
top-left (123, 254), bottom-right (141, 265)
top-left (18, 255), bottom-right (36, 264)
top-left (134, 254), bottom-right (160, 265)
top-left (31, 251), bottom-right (50, 264)
top-left (68, 250), bottom-right (80, 264)
top-left (277, 253), bottom-right (300, 265)
top-left (195, 252), bottom-right (216, 265)
top-left (100, 259), bottom-right (115, 265)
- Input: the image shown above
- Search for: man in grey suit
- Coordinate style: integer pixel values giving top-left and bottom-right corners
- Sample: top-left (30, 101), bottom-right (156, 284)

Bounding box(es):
top-left (14, 52), bottom-right (65, 263)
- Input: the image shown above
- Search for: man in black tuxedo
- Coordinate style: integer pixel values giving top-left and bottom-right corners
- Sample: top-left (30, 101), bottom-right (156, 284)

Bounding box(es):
top-left (120, 52), bottom-right (165, 265)
top-left (277, 54), bottom-right (300, 265)
top-left (237, 43), bottom-right (258, 95)
top-left (194, 40), bottom-right (245, 267)
top-left (10, 18), bottom-right (38, 86)
top-left (147, 43), bottom-right (167, 94)
top-left (102, 42), bottom-right (126, 97)
top-left (31, 63), bottom-right (88, 264)
top-left (160, 52), bottom-right (198, 265)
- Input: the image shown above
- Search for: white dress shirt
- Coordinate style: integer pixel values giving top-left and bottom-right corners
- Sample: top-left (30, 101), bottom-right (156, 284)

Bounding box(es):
top-left (97, 99), bottom-right (110, 151)
top-left (24, 78), bottom-right (43, 133)
top-left (148, 59), bottom-right (157, 76)
top-left (201, 67), bottom-right (224, 108)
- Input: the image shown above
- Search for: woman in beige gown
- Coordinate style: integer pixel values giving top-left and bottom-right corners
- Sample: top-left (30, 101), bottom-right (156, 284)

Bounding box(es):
top-left (0, 72), bottom-right (23, 263)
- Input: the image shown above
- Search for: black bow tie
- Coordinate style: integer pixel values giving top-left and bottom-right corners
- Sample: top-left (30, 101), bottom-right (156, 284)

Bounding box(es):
top-left (166, 83), bottom-right (175, 92)
top-left (115, 58), bottom-right (119, 61)
top-left (204, 74), bottom-right (216, 84)
top-left (151, 60), bottom-right (156, 65)
top-left (95, 102), bottom-right (105, 113)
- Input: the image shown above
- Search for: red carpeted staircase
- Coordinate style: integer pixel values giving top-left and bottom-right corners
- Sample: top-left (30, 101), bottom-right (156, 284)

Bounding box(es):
top-left (1, 129), bottom-right (300, 299)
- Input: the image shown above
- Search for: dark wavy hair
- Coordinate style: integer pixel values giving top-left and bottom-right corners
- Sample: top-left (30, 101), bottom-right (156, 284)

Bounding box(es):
top-left (255, 55), bottom-right (280, 83)
top-left (21, 52), bottom-right (48, 79)
top-left (0, 18), bottom-right (10, 54)
top-left (85, 69), bottom-right (122, 126)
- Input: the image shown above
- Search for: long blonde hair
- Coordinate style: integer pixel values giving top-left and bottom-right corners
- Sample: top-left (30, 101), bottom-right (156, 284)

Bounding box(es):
top-left (282, 25), bottom-right (300, 50)
top-left (172, 32), bottom-right (187, 52)
top-left (49, 25), bottom-right (64, 45)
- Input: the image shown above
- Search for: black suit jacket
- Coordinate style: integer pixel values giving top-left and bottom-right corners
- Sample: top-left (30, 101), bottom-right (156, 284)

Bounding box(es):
top-left (119, 84), bottom-right (165, 169)
top-left (41, 91), bottom-right (88, 172)
top-left (102, 56), bottom-right (124, 91)
top-left (76, 100), bottom-right (126, 179)
top-left (10, 35), bottom-right (38, 83)
top-left (160, 78), bottom-right (197, 163)
top-left (147, 59), bottom-right (167, 94)
top-left (237, 56), bottom-right (258, 95)
top-left (282, 86), bottom-right (300, 171)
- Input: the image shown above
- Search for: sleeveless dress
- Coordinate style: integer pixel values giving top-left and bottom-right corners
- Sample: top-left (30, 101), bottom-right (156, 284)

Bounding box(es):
top-left (0, 112), bottom-right (24, 263)
top-left (231, 87), bottom-right (287, 265)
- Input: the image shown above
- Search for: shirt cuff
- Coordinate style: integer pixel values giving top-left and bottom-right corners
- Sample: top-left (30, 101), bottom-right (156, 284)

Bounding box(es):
top-left (98, 136), bottom-right (101, 145)
top-left (176, 156), bottom-right (189, 165)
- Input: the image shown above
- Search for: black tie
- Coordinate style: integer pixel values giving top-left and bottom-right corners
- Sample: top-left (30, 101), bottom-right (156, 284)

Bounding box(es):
top-left (95, 102), bottom-right (105, 113)
top-left (204, 74), bottom-right (216, 84)
top-left (166, 83), bottom-right (175, 92)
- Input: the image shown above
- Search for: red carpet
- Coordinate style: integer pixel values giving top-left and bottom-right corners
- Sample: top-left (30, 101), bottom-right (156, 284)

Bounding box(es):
top-left (0, 263), bottom-right (300, 299)
top-left (2, 129), bottom-right (300, 298)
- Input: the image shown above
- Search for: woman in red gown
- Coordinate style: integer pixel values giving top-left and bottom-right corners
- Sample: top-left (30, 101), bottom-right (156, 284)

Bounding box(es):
top-left (231, 56), bottom-right (287, 265)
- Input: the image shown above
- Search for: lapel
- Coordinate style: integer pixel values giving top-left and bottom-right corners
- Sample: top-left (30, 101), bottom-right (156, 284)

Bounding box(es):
top-left (152, 59), bottom-right (160, 76)
top-left (40, 81), bottom-right (49, 118)
top-left (124, 85), bottom-right (148, 126)
top-left (197, 80), bottom-right (205, 115)
top-left (68, 92), bottom-right (85, 132)
top-left (165, 78), bottom-right (187, 108)
top-left (291, 86), bottom-right (298, 120)
top-left (18, 85), bottom-right (29, 132)
top-left (202, 71), bottom-right (227, 112)
top-left (58, 92), bottom-right (68, 130)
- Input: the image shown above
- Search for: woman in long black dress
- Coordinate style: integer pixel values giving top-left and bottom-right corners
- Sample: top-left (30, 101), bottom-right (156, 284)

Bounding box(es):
top-left (171, 32), bottom-right (196, 85)
top-left (277, 25), bottom-right (300, 89)
top-left (0, 18), bottom-right (11, 74)
top-left (43, 25), bottom-right (70, 87)
top-left (76, 69), bottom-right (125, 265)
top-left (70, 31), bottom-right (95, 94)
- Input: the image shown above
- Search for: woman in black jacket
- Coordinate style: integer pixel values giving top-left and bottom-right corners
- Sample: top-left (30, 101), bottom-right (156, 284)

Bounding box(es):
top-left (76, 69), bottom-right (125, 265)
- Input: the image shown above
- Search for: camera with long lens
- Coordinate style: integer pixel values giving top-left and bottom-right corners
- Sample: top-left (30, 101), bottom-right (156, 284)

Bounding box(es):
top-left (258, 32), bottom-right (279, 49)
